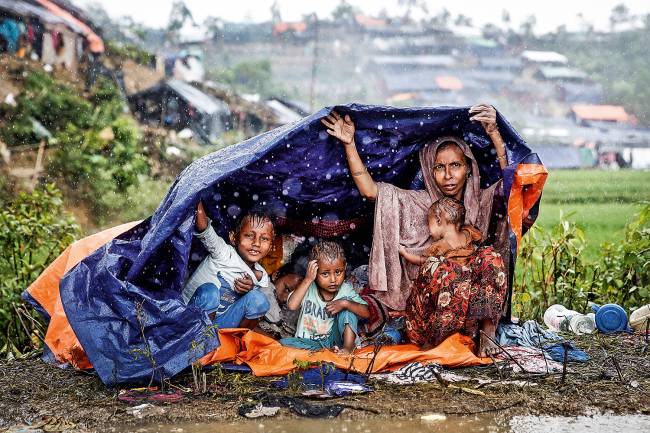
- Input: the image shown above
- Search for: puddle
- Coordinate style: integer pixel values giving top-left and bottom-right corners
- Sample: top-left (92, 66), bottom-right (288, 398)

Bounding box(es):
top-left (117, 414), bottom-right (650, 433)
top-left (510, 414), bottom-right (650, 433)
top-left (118, 416), bottom-right (506, 433)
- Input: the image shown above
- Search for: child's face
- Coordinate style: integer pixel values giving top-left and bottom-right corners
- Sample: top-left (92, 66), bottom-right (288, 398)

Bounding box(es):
top-left (314, 257), bottom-right (346, 295)
top-left (231, 218), bottom-right (274, 265)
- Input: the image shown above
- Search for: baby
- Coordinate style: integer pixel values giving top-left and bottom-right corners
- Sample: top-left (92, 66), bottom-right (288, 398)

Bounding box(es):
top-left (281, 241), bottom-right (370, 354)
top-left (399, 197), bottom-right (481, 266)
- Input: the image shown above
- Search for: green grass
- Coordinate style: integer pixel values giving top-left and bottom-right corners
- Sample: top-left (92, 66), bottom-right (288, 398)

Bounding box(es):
top-left (533, 169), bottom-right (650, 261)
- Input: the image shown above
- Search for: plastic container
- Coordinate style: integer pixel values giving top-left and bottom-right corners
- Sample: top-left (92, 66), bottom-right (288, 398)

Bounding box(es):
top-left (544, 305), bottom-right (578, 331)
top-left (544, 305), bottom-right (595, 335)
top-left (629, 304), bottom-right (650, 332)
top-left (566, 313), bottom-right (596, 335)
top-left (592, 303), bottom-right (629, 333)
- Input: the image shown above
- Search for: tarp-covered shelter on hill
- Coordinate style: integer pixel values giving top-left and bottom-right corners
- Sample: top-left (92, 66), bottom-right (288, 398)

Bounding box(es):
top-left (23, 104), bottom-right (546, 386)
top-left (129, 79), bottom-right (231, 144)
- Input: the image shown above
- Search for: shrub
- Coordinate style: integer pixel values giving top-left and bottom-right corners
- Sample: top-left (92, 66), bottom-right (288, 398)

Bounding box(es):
top-left (1, 71), bottom-right (92, 147)
top-left (513, 204), bottom-right (650, 320)
top-left (48, 115), bottom-right (149, 220)
top-left (0, 184), bottom-right (80, 357)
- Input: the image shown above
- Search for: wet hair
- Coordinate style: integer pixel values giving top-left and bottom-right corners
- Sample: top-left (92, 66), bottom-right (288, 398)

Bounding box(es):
top-left (308, 240), bottom-right (346, 264)
top-left (429, 197), bottom-right (466, 227)
top-left (234, 212), bottom-right (275, 237)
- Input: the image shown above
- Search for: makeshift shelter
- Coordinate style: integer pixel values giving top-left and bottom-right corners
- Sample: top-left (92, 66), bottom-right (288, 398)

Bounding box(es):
top-left (33, 0), bottom-right (103, 53)
top-left (0, 0), bottom-right (84, 68)
top-left (129, 79), bottom-right (231, 144)
top-left (23, 104), bottom-right (546, 386)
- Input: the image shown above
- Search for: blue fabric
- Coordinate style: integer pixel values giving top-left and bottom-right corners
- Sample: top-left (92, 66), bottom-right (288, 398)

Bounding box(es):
top-left (0, 18), bottom-right (21, 54)
top-left (273, 363), bottom-right (366, 389)
top-left (280, 310), bottom-right (360, 350)
top-left (33, 104), bottom-right (542, 386)
top-left (496, 320), bottom-right (590, 362)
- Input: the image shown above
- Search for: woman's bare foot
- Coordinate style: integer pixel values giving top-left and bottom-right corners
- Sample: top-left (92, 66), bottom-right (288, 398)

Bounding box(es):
top-left (478, 319), bottom-right (500, 357)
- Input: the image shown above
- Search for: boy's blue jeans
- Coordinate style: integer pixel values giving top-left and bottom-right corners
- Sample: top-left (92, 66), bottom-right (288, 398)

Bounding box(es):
top-left (189, 282), bottom-right (269, 329)
top-left (280, 310), bottom-right (360, 350)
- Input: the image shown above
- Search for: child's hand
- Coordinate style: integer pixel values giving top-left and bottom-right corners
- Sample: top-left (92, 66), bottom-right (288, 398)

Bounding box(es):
top-left (398, 245), bottom-right (407, 257)
top-left (321, 111), bottom-right (355, 145)
top-left (305, 260), bottom-right (319, 283)
top-left (233, 274), bottom-right (253, 294)
top-left (195, 201), bottom-right (208, 232)
top-left (325, 299), bottom-right (348, 315)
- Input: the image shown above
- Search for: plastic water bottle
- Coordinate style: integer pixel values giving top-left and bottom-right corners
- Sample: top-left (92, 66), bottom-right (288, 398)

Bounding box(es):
top-left (544, 305), bottom-right (579, 331)
top-left (567, 313), bottom-right (596, 335)
top-left (544, 305), bottom-right (595, 334)
top-left (543, 304), bottom-right (568, 331)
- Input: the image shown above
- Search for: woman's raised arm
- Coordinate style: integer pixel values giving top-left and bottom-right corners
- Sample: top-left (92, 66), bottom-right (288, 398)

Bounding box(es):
top-left (469, 104), bottom-right (508, 170)
top-left (321, 111), bottom-right (378, 200)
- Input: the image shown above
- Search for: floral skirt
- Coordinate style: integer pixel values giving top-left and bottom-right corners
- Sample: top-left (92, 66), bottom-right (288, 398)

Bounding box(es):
top-left (405, 246), bottom-right (507, 348)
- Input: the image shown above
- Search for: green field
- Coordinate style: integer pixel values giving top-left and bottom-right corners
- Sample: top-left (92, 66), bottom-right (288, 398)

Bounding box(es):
top-left (533, 169), bottom-right (650, 261)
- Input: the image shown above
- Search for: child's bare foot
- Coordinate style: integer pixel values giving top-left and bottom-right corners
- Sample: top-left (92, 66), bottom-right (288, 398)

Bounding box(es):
top-left (332, 346), bottom-right (352, 355)
top-left (478, 319), bottom-right (500, 357)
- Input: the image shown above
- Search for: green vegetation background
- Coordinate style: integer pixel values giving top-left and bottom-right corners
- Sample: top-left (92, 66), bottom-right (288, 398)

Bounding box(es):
top-left (536, 169), bottom-right (650, 261)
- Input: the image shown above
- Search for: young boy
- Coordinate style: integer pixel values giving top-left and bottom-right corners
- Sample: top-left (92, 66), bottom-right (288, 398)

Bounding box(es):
top-left (280, 241), bottom-right (370, 354)
top-left (182, 201), bottom-right (274, 329)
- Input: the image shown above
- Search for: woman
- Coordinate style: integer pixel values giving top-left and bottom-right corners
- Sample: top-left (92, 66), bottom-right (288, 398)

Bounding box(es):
top-left (320, 105), bottom-right (510, 356)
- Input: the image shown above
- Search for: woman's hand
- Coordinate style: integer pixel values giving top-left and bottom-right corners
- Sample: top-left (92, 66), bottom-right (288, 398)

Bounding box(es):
top-left (469, 104), bottom-right (497, 135)
top-left (321, 111), bottom-right (355, 145)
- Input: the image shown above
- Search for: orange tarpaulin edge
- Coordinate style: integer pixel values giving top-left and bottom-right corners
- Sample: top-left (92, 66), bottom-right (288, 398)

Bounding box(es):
top-left (507, 163), bottom-right (548, 254)
top-left (200, 329), bottom-right (490, 376)
top-left (27, 221), bottom-right (139, 368)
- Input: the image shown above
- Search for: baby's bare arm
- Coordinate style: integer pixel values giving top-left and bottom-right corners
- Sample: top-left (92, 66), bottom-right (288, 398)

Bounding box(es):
top-left (398, 245), bottom-right (426, 266)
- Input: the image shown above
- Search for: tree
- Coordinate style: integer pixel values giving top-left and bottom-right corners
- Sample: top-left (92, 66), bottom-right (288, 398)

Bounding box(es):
top-left (455, 14), bottom-right (473, 27)
top-left (270, 1), bottom-right (282, 24)
top-left (501, 10), bottom-right (511, 28)
top-left (431, 8), bottom-right (451, 28)
top-left (331, 0), bottom-right (357, 27)
top-left (610, 3), bottom-right (631, 31)
top-left (519, 14), bottom-right (537, 39)
top-left (166, 1), bottom-right (195, 44)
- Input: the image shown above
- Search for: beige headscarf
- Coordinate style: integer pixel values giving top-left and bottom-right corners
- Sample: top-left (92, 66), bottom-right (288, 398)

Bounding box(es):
top-left (368, 136), bottom-right (502, 311)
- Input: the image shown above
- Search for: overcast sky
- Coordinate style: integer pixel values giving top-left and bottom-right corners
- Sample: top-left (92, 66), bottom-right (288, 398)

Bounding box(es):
top-left (77, 0), bottom-right (650, 34)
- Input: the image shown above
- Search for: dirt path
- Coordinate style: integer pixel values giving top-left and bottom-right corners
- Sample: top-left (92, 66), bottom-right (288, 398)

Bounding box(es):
top-left (1, 334), bottom-right (649, 432)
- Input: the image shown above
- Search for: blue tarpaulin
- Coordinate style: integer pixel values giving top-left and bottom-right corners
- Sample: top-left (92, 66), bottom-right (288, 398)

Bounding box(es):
top-left (46, 104), bottom-right (543, 385)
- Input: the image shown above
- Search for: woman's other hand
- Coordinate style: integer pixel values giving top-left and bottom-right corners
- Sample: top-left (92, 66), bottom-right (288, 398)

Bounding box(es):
top-left (321, 111), bottom-right (355, 145)
top-left (469, 104), bottom-right (497, 135)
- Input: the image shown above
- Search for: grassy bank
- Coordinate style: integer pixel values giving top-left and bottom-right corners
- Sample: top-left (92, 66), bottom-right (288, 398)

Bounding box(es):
top-left (534, 169), bottom-right (650, 261)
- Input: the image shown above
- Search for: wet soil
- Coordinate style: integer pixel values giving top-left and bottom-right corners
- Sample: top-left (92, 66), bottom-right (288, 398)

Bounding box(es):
top-left (1, 333), bottom-right (649, 432)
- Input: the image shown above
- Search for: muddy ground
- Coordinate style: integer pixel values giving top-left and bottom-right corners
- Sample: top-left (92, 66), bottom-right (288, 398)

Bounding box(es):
top-left (1, 333), bottom-right (649, 432)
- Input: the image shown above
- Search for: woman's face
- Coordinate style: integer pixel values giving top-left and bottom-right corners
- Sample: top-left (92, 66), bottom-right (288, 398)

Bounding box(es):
top-left (432, 145), bottom-right (469, 201)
